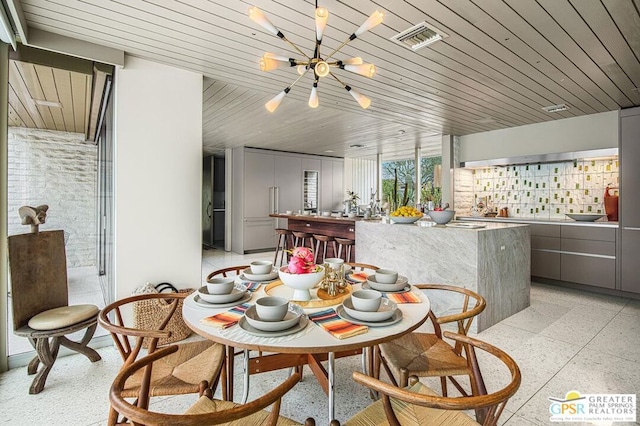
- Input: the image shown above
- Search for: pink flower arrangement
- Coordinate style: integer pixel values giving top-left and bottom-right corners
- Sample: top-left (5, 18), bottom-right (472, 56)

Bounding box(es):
top-left (286, 247), bottom-right (318, 274)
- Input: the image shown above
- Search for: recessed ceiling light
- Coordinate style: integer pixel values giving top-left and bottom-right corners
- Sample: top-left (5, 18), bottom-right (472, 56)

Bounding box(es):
top-left (325, 150), bottom-right (334, 153)
top-left (397, 129), bottom-right (406, 135)
top-left (33, 99), bottom-right (62, 108)
top-left (542, 104), bottom-right (569, 113)
top-left (350, 144), bottom-right (365, 148)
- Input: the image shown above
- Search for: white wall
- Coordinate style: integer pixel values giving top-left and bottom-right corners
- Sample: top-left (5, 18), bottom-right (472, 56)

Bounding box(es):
top-left (113, 56), bottom-right (203, 298)
top-left (458, 111), bottom-right (618, 162)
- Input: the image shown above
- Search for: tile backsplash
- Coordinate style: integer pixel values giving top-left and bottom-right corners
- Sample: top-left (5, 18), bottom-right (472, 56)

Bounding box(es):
top-left (471, 158), bottom-right (619, 219)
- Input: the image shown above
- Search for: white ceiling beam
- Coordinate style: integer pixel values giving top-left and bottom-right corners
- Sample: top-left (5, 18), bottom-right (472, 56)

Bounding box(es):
top-left (25, 27), bottom-right (124, 67)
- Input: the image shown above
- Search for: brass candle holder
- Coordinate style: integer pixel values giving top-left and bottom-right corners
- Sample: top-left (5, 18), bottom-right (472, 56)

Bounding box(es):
top-left (320, 259), bottom-right (349, 297)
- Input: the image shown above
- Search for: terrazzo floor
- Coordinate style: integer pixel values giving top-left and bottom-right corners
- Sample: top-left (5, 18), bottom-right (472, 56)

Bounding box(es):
top-left (1, 247), bottom-right (638, 425)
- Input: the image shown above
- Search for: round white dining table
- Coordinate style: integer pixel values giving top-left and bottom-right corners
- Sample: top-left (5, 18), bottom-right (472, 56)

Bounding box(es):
top-left (182, 282), bottom-right (430, 423)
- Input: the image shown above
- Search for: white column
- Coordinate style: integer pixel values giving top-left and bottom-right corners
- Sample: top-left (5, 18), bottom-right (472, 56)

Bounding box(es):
top-left (113, 56), bottom-right (203, 298)
top-left (441, 135), bottom-right (455, 207)
top-left (415, 147), bottom-right (422, 207)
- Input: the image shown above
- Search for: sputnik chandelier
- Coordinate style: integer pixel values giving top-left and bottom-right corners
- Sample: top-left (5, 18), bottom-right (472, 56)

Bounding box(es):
top-left (248, 2), bottom-right (383, 112)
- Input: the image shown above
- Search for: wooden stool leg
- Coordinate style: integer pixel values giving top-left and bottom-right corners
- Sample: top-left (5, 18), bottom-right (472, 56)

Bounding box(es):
top-left (322, 241), bottom-right (328, 262)
top-left (314, 239), bottom-right (321, 263)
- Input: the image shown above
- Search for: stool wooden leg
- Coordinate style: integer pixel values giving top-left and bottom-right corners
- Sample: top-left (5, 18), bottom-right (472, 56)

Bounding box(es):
top-left (314, 239), bottom-right (321, 263)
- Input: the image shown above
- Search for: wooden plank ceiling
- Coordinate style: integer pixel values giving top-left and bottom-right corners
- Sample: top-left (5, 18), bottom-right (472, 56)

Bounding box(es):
top-left (8, 59), bottom-right (92, 134)
top-left (13, 0), bottom-right (640, 159)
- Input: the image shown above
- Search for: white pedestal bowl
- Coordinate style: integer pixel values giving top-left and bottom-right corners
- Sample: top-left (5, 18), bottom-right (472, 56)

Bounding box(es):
top-left (278, 265), bottom-right (325, 301)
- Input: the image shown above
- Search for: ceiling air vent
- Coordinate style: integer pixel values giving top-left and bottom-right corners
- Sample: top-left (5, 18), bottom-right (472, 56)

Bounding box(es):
top-left (391, 21), bottom-right (448, 51)
top-left (542, 104), bottom-right (569, 113)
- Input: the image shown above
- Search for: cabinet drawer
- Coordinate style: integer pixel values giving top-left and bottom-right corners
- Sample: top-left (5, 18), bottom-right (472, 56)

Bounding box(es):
top-left (561, 254), bottom-right (615, 289)
top-left (561, 238), bottom-right (615, 256)
top-left (529, 224), bottom-right (561, 238)
top-left (561, 226), bottom-right (616, 242)
top-left (532, 250), bottom-right (561, 280)
top-left (531, 235), bottom-right (560, 250)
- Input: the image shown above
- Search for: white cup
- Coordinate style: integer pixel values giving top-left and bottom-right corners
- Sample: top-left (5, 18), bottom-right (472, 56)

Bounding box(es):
top-left (351, 290), bottom-right (382, 312)
top-left (375, 269), bottom-right (398, 284)
top-left (250, 260), bottom-right (273, 275)
top-left (286, 210), bottom-right (293, 215)
top-left (255, 297), bottom-right (289, 321)
top-left (206, 277), bottom-right (235, 294)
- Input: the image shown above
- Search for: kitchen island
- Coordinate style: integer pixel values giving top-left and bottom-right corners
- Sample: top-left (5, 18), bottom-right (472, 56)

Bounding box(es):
top-left (270, 213), bottom-right (359, 239)
top-left (356, 220), bottom-right (530, 332)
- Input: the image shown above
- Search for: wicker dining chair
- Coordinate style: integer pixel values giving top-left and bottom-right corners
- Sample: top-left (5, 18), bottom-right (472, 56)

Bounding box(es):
top-left (376, 284), bottom-right (486, 397)
top-left (343, 332), bottom-right (520, 426)
top-left (99, 293), bottom-right (225, 425)
top-left (110, 345), bottom-right (316, 426)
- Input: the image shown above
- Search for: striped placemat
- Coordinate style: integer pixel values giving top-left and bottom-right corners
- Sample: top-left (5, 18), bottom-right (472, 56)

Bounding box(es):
top-left (308, 308), bottom-right (368, 339)
top-left (200, 303), bottom-right (251, 329)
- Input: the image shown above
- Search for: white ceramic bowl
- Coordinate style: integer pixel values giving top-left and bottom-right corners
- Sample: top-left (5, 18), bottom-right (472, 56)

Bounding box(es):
top-left (347, 212), bottom-right (356, 218)
top-left (197, 284), bottom-right (246, 303)
top-left (278, 265), bottom-right (325, 301)
top-left (390, 215), bottom-right (421, 224)
top-left (366, 275), bottom-right (408, 292)
top-left (566, 213), bottom-right (605, 222)
top-left (428, 209), bottom-right (456, 224)
top-left (343, 297), bottom-right (396, 322)
top-left (322, 211), bottom-right (331, 217)
top-left (351, 289), bottom-right (382, 312)
top-left (255, 296), bottom-right (289, 321)
top-left (205, 276), bottom-right (235, 294)
top-left (244, 304), bottom-right (302, 332)
top-left (375, 268), bottom-right (398, 284)
top-left (241, 267), bottom-right (278, 281)
top-left (250, 260), bottom-right (274, 275)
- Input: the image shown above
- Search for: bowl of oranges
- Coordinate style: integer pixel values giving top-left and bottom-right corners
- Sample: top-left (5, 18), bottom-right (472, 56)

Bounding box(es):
top-left (389, 206), bottom-right (423, 224)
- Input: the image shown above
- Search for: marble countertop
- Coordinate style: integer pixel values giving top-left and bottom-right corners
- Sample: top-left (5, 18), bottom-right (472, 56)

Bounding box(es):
top-left (367, 220), bottom-right (527, 231)
top-left (456, 216), bottom-right (618, 228)
top-left (269, 213), bottom-right (360, 224)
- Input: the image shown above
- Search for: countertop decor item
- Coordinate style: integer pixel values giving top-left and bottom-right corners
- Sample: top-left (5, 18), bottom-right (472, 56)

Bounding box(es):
top-left (427, 209), bottom-right (456, 224)
top-left (566, 213), bottom-right (606, 222)
top-left (248, 1), bottom-right (383, 112)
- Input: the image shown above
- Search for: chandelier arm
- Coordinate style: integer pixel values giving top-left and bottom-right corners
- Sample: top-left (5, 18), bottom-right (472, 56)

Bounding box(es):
top-left (324, 37), bottom-right (353, 62)
top-left (281, 36), bottom-right (311, 60)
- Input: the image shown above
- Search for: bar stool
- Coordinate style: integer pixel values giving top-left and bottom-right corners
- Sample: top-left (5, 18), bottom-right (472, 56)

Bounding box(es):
top-left (274, 228), bottom-right (293, 267)
top-left (313, 234), bottom-right (337, 264)
top-left (335, 237), bottom-right (356, 263)
top-left (292, 231), bottom-right (314, 250)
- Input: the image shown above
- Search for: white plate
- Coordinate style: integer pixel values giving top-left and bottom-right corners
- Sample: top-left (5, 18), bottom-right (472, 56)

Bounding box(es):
top-left (197, 285), bottom-right (247, 304)
top-left (241, 267), bottom-right (279, 281)
top-left (336, 304), bottom-right (403, 327)
top-left (566, 213), bottom-right (605, 222)
top-left (446, 222), bottom-right (486, 229)
top-left (244, 304), bottom-right (303, 332)
top-left (362, 281), bottom-right (411, 294)
top-left (238, 315), bottom-right (309, 337)
top-left (193, 292), bottom-right (251, 308)
top-left (342, 297), bottom-right (397, 322)
top-left (366, 275), bottom-right (409, 292)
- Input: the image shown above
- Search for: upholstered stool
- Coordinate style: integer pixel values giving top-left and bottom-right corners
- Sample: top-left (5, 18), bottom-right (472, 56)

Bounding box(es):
top-left (274, 228), bottom-right (293, 267)
top-left (313, 234), bottom-right (337, 264)
top-left (335, 237), bottom-right (356, 262)
top-left (292, 231), bottom-right (314, 250)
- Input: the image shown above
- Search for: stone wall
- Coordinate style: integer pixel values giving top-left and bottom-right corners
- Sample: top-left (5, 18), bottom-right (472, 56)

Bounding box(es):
top-left (7, 127), bottom-right (97, 267)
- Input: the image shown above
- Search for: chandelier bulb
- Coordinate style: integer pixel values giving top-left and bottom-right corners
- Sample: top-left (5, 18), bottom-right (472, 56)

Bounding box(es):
top-left (354, 10), bottom-right (384, 37)
top-left (342, 57), bottom-right (363, 65)
top-left (315, 7), bottom-right (329, 41)
top-left (309, 83), bottom-right (319, 108)
top-left (344, 63), bottom-right (376, 78)
top-left (248, 6), bottom-right (281, 37)
top-left (346, 86), bottom-right (371, 109)
top-left (297, 65), bottom-right (307, 75)
top-left (315, 61), bottom-right (330, 78)
top-left (265, 89), bottom-right (289, 113)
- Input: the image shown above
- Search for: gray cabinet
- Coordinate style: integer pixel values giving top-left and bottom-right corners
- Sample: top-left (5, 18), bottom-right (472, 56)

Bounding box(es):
top-left (530, 224), bottom-right (561, 280)
top-left (320, 158), bottom-right (344, 212)
top-left (231, 148), bottom-right (343, 254)
top-left (560, 226), bottom-right (616, 289)
top-left (620, 107), bottom-right (640, 293)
